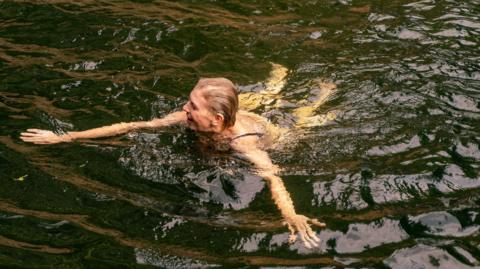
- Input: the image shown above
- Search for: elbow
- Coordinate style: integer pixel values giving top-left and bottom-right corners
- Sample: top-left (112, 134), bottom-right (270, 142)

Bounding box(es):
top-left (257, 164), bottom-right (280, 178)
top-left (115, 122), bottom-right (132, 134)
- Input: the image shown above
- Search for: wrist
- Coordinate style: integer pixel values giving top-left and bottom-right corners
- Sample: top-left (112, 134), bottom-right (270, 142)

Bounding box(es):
top-left (282, 209), bottom-right (297, 219)
top-left (283, 214), bottom-right (297, 224)
top-left (61, 132), bottom-right (74, 142)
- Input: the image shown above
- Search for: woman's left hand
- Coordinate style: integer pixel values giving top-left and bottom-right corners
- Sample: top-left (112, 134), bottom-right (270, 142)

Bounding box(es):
top-left (283, 214), bottom-right (326, 249)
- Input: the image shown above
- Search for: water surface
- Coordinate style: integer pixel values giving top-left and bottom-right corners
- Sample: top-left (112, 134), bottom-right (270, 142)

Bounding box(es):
top-left (1, 0), bottom-right (480, 268)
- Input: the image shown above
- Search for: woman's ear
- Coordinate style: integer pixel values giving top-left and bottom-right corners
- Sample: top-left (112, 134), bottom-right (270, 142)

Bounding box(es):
top-left (214, 113), bottom-right (224, 126)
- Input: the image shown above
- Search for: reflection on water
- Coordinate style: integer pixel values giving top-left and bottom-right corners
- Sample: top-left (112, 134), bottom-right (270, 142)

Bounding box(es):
top-left (1, 0), bottom-right (479, 267)
top-left (384, 244), bottom-right (478, 269)
top-left (291, 218), bottom-right (409, 255)
top-left (186, 169), bottom-right (265, 210)
top-left (409, 211), bottom-right (480, 237)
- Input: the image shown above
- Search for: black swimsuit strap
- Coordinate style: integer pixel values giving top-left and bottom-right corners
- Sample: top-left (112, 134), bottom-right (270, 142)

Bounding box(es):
top-left (230, 132), bottom-right (264, 141)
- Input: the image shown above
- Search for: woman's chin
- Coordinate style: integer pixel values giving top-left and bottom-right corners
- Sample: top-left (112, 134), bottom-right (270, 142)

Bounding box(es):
top-left (186, 120), bottom-right (197, 130)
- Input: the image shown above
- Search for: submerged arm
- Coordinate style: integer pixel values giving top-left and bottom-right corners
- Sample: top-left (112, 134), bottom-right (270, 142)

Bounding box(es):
top-left (20, 111), bottom-right (186, 144)
top-left (232, 144), bottom-right (326, 248)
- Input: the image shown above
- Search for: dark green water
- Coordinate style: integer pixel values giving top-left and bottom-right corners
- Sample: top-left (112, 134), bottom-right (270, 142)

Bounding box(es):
top-left (1, 0), bottom-right (480, 268)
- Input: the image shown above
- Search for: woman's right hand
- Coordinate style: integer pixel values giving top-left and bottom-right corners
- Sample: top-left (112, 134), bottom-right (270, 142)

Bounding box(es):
top-left (20, 129), bottom-right (72, 144)
top-left (284, 214), bottom-right (326, 249)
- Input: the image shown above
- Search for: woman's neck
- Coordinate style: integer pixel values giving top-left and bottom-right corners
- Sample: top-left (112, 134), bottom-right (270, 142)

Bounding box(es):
top-left (205, 119), bottom-right (243, 141)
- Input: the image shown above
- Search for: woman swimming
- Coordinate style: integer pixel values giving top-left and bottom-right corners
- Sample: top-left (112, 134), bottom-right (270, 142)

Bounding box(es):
top-left (20, 77), bottom-right (327, 249)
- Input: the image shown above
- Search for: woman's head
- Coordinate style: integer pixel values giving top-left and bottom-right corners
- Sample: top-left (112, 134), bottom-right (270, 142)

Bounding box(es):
top-left (183, 78), bottom-right (238, 132)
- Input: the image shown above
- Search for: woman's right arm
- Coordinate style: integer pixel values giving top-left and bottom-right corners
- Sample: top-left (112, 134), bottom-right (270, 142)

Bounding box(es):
top-left (231, 142), bottom-right (326, 249)
top-left (20, 111), bottom-right (186, 144)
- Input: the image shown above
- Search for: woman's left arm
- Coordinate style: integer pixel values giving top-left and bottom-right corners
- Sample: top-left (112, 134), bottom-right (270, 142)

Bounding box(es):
top-left (232, 144), bottom-right (326, 248)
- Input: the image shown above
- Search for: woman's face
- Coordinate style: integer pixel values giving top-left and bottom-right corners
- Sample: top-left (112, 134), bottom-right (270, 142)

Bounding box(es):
top-left (182, 88), bottom-right (217, 132)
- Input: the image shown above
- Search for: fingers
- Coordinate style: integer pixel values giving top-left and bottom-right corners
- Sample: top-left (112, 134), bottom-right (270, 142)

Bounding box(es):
top-left (289, 233), bottom-right (297, 245)
top-left (20, 135), bottom-right (56, 144)
top-left (284, 222), bottom-right (297, 244)
top-left (20, 132), bottom-right (39, 137)
top-left (310, 218), bottom-right (326, 228)
top-left (20, 136), bottom-right (42, 142)
top-left (20, 136), bottom-right (46, 143)
top-left (23, 129), bottom-right (52, 136)
top-left (294, 218), bottom-right (318, 249)
top-left (26, 129), bottom-right (49, 133)
top-left (304, 223), bottom-right (320, 243)
top-left (21, 131), bottom-right (45, 141)
top-left (284, 216), bottom-right (324, 249)
top-left (298, 228), bottom-right (317, 249)
top-left (20, 138), bottom-right (52, 144)
top-left (32, 141), bottom-right (53, 145)
top-left (20, 129), bottom-right (58, 144)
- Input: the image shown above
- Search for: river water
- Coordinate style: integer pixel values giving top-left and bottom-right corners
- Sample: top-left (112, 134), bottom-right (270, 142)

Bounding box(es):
top-left (1, 0), bottom-right (479, 268)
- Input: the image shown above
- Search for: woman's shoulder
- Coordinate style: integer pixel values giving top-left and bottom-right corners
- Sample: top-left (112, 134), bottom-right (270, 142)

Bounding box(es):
top-left (235, 110), bottom-right (286, 149)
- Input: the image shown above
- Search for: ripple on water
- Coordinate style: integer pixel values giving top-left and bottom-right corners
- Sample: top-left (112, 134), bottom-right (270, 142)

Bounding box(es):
top-left (135, 248), bottom-right (219, 269)
top-left (384, 244), bottom-right (477, 269)
top-left (455, 141), bottom-right (480, 160)
top-left (151, 215), bottom-right (187, 241)
top-left (368, 13), bottom-right (395, 22)
top-left (283, 218), bottom-right (409, 255)
top-left (70, 60), bottom-right (103, 71)
top-left (366, 135), bottom-right (422, 156)
top-left (319, 218), bottom-right (408, 254)
top-left (313, 172), bottom-right (369, 210)
top-left (315, 162), bottom-right (480, 209)
top-left (404, 0), bottom-right (436, 11)
top-left (448, 20), bottom-right (480, 30)
top-left (395, 28), bottom-right (425, 40)
top-left (444, 93), bottom-right (480, 112)
top-left (433, 28), bottom-right (469, 38)
top-left (118, 132), bottom-right (193, 185)
top-left (409, 211), bottom-right (480, 237)
top-left (186, 168), bottom-right (265, 210)
top-left (234, 217), bottom-right (409, 255)
top-left (371, 163), bottom-right (480, 202)
top-left (234, 232), bottom-right (267, 252)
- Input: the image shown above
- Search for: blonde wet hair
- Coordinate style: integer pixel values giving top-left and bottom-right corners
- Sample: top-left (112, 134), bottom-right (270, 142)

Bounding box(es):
top-left (195, 77), bottom-right (239, 129)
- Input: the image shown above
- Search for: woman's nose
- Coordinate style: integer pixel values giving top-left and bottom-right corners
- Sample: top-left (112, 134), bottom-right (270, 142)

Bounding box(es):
top-left (183, 102), bottom-right (190, 112)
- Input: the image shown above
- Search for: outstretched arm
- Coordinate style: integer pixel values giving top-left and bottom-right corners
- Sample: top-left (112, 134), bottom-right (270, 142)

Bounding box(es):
top-left (20, 111), bottom-right (186, 144)
top-left (232, 143), bottom-right (326, 248)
